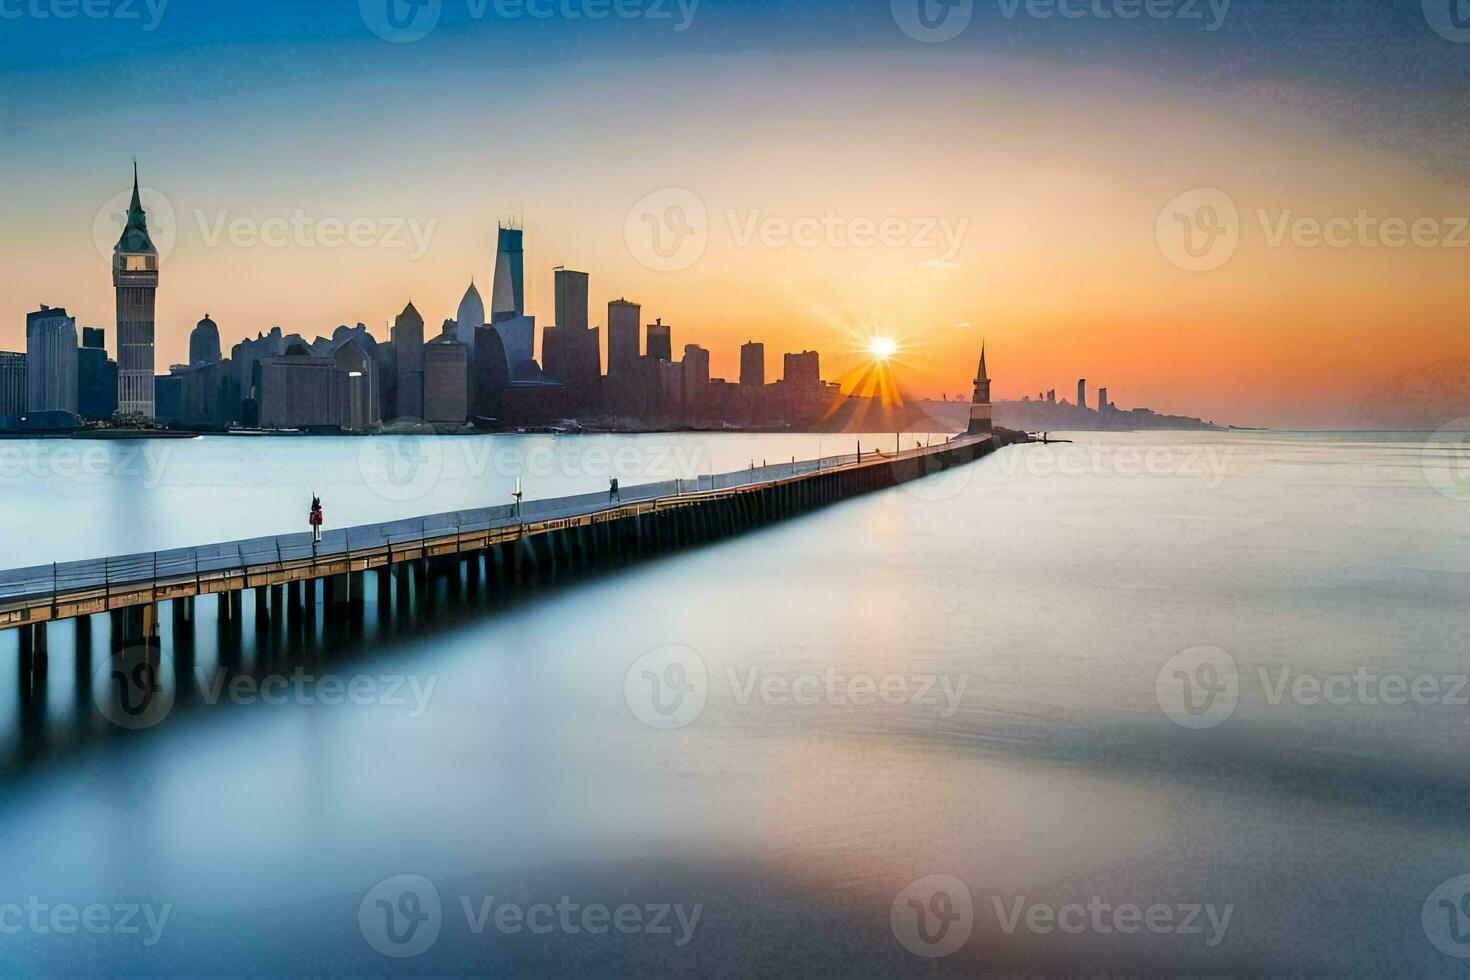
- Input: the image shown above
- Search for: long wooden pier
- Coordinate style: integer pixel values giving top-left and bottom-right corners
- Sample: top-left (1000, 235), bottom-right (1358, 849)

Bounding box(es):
top-left (0, 434), bottom-right (1010, 654)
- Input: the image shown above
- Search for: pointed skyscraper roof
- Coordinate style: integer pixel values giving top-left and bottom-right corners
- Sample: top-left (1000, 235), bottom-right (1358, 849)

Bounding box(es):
top-left (115, 161), bottom-right (157, 255)
top-left (977, 340), bottom-right (988, 382)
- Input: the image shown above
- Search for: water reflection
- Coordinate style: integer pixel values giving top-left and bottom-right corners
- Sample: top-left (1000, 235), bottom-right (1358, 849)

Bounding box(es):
top-left (0, 555), bottom-right (589, 778)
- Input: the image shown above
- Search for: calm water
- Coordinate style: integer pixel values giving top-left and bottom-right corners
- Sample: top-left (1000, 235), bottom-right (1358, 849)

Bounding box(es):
top-left (0, 430), bottom-right (1467, 975)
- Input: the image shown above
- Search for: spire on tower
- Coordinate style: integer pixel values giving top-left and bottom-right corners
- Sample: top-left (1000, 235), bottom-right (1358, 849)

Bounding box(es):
top-left (977, 339), bottom-right (988, 382)
top-left (116, 161), bottom-right (157, 255)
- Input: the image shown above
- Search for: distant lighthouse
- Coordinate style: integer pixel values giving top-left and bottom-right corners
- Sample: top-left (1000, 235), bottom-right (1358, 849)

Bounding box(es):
top-left (967, 341), bottom-right (992, 436)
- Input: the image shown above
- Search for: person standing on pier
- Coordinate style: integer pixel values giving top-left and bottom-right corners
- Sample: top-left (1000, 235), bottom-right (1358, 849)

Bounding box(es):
top-left (309, 496), bottom-right (324, 548)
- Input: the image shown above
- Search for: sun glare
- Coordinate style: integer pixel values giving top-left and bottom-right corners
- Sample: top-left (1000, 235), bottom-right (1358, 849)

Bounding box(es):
top-left (867, 336), bottom-right (899, 361)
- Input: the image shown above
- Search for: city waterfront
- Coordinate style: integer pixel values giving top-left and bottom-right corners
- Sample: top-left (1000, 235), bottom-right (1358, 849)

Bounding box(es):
top-left (0, 430), bottom-right (1464, 974)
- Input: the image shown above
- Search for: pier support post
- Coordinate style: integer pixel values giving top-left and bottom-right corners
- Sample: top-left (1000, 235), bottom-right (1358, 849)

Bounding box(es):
top-left (326, 574), bottom-right (350, 609)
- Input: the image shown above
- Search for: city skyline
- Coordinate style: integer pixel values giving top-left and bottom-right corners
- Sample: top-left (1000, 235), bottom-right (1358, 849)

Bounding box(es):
top-left (3, 3), bottom-right (1468, 429)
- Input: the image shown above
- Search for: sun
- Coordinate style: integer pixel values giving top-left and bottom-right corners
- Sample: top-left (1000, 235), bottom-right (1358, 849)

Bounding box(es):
top-left (866, 336), bottom-right (900, 361)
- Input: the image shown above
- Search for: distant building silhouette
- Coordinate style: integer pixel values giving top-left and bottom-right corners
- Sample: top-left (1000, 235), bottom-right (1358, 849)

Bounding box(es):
top-left (682, 344), bottom-right (710, 416)
top-left (334, 337), bottom-right (379, 431)
top-left (646, 319), bottom-right (672, 363)
top-left (1077, 378), bottom-right (1088, 412)
top-left (473, 324), bottom-right (510, 422)
top-left (258, 342), bottom-right (347, 429)
top-left (967, 341), bottom-right (992, 435)
top-left (26, 306), bottom-right (78, 414)
top-left (0, 351), bottom-right (26, 417)
top-left (78, 327), bottom-right (118, 421)
top-left (392, 302), bottom-right (425, 419)
top-left (190, 315), bottom-right (222, 366)
top-left (491, 225), bottom-right (525, 323)
top-left (423, 332), bottom-right (469, 426)
top-left (114, 164), bottom-right (158, 418)
top-left (544, 268), bottom-right (599, 401)
top-left (740, 341), bottom-right (765, 387)
top-left (608, 299), bottom-right (641, 378)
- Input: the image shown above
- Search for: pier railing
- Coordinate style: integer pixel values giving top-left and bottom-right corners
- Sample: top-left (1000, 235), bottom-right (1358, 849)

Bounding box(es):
top-left (0, 440), bottom-right (966, 609)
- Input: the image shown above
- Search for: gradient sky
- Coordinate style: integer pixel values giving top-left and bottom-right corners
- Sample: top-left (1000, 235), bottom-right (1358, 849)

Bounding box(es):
top-left (1, 0), bottom-right (1467, 427)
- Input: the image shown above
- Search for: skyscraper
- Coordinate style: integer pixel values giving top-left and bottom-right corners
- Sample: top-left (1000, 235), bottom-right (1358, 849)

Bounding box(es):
top-left (1098, 386), bottom-right (1109, 414)
top-left (473, 325), bottom-right (510, 422)
top-left (646, 319), bottom-right (672, 362)
top-left (26, 305), bottom-right (78, 414)
top-left (1077, 378), bottom-right (1087, 411)
top-left (967, 341), bottom-right (992, 436)
top-left (783, 350), bottom-right (820, 390)
top-left (456, 280), bottom-right (485, 352)
top-left (740, 342), bottom-right (765, 387)
top-left (494, 315), bottom-right (536, 379)
top-left (78, 327), bottom-right (118, 421)
top-left (553, 268), bottom-right (589, 333)
top-left (190, 315), bottom-right (221, 366)
top-left (423, 333), bottom-right (469, 425)
top-left (114, 163), bottom-right (159, 418)
top-left (546, 268), bottom-right (599, 393)
top-left (392, 302), bottom-right (425, 420)
top-left (682, 344), bottom-right (710, 416)
top-left (607, 299), bottom-right (641, 378)
top-left (257, 343), bottom-right (347, 430)
top-left (334, 338), bottom-right (379, 431)
top-left (0, 352), bottom-right (26, 417)
top-left (491, 225), bottom-right (525, 323)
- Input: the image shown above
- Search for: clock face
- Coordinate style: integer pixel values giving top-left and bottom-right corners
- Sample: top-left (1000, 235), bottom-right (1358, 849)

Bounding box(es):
top-left (124, 255), bottom-right (153, 272)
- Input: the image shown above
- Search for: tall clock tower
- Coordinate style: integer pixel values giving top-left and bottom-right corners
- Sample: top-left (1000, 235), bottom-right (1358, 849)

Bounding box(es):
top-left (114, 163), bottom-right (158, 419)
top-left (967, 341), bottom-right (993, 436)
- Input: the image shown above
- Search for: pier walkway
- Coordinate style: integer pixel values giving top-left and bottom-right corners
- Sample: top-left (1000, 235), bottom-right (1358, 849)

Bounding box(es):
top-left (0, 434), bottom-right (1005, 642)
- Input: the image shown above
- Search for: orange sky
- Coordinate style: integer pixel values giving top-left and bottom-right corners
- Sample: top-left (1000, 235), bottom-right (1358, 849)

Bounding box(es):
top-left (2, 53), bottom-right (1466, 428)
